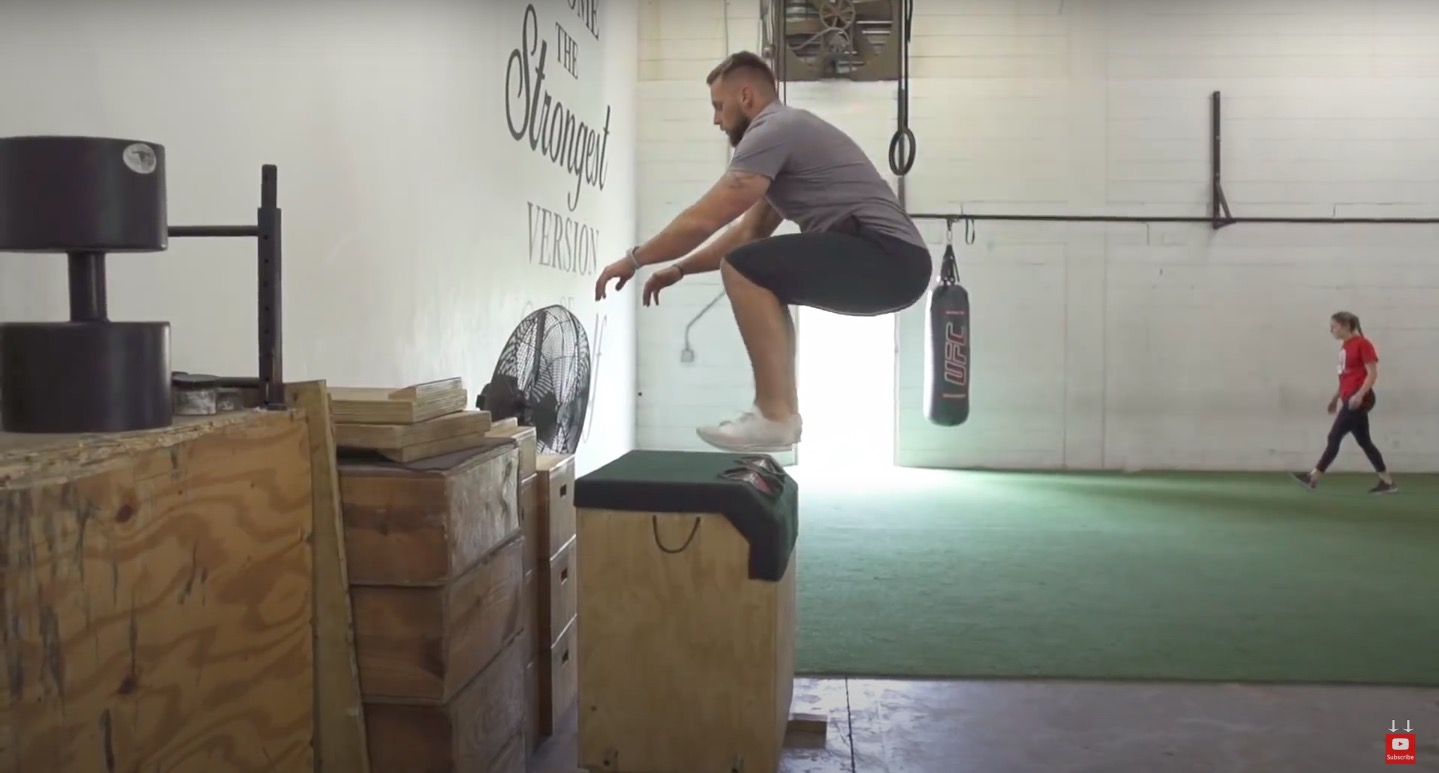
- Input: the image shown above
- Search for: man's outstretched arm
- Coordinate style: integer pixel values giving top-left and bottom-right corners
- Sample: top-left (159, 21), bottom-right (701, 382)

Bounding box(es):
top-left (673, 198), bottom-right (784, 276)
top-left (630, 169), bottom-right (772, 267)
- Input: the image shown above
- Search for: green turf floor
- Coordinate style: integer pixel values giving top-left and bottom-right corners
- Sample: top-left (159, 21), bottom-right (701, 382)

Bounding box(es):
top-left (789, 467), bottom-right (1439, 686)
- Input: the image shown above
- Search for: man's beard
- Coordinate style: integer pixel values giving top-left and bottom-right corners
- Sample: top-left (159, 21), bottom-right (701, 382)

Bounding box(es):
top-left (727, 115), bottom-right (751, 147)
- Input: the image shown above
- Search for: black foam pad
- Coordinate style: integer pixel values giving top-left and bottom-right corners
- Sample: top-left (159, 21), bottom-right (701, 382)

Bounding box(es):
top-left (574, 450), bottom-right (799, 582)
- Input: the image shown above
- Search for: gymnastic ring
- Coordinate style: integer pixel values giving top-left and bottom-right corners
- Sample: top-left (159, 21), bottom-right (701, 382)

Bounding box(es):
top-left (888, 127), bottom-right (916, 176)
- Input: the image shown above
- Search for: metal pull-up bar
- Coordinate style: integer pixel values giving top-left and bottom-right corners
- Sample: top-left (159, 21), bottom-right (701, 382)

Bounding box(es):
top-left (907, 92), bottom-right (1439, 231)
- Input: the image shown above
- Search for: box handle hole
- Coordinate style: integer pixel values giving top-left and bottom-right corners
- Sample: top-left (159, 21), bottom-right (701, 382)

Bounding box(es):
top-left (560, 483), bottom-right (569, 498)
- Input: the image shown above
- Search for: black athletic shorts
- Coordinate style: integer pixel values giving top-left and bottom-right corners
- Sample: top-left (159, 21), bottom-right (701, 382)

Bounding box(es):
top-left (722, 216), bottom-right (932, 316)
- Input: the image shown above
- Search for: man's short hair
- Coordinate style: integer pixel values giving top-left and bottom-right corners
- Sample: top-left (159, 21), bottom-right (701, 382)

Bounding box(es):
top-left (706, 51), bottom-right (777, 88)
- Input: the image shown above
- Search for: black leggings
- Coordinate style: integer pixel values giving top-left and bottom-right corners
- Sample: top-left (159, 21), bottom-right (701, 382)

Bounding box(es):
top-left (1316, 395), bottom-right (1387, 473)
top-left (723, 224), bottom-right (932, 316)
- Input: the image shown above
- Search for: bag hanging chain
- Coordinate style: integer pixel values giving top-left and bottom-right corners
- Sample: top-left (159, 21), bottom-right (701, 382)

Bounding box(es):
top-left (939, 218), bottom-right (960, 285)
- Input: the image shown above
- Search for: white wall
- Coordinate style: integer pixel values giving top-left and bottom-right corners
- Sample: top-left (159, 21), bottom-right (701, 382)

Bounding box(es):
top-left (636, 0), bottom-right (1439, 473)
top-left (0, 0), bottom-right (639, 475)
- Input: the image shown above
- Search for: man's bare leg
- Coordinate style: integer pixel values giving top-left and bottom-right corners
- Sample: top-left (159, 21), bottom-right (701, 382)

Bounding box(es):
top-left (720, 257), bottom-right (796, 419)
top-left (694, 260), bottom-right (803, 452)
top-left (781, 305), bottom-right (799, 411)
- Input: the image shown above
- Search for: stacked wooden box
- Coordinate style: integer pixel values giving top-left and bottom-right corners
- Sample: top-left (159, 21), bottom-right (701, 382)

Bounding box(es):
top-left (521, 453), bottom-right (580, 750)
top-left (329, 378), bottom-right (542, 773)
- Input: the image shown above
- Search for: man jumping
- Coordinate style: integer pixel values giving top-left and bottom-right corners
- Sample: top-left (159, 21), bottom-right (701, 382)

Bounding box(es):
top-left (594, 51), bottom-right (932, 453)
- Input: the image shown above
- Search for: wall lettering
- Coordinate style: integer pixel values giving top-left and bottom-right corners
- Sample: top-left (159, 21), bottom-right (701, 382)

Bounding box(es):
top-left (568, 0), bottom-right (601, 41)
top-left (580, 312), bottom-right (606, 442)
top-left (505, 3), bottom-right (614, 213)
top-left (528, 202), bottom-right (599, 275)
top-left (505, 1), bottom-right (617, 460)
top-left (556, 23), bottom-right (579, 78)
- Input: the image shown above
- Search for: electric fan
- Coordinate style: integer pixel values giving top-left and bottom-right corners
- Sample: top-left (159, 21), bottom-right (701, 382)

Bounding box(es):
top-left (476, 304), bottom-right (592, 455)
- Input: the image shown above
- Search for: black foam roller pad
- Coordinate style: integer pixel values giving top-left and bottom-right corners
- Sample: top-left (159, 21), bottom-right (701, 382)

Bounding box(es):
top-left (0, 321), bottom-right (172, 433)
top-left (0, 135), bottom-right (168, 253)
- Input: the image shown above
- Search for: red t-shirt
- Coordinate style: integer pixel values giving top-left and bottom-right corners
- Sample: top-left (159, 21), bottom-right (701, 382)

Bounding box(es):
top-left (1337, 335), bottom-right (1378, 398)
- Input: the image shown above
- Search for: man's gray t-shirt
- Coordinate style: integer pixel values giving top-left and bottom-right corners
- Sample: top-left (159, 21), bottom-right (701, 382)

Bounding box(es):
top-left (727, 101), bottom-right (926, 249)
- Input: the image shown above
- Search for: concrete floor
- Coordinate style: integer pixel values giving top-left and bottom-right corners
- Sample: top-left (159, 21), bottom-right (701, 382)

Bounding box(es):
top-left (529, 677), bottom-right (1439, 772)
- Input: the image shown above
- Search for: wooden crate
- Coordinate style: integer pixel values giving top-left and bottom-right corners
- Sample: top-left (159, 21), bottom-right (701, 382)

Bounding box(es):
top-left (363, 628), bottom-right (529, 773)
top-left (349, 535), bottom-right (524, 702)
top-left (337, 438), bottom-right (528, 771)
top-left (535, 453), bottom-right (576, 559)
top-left (0, 411), bottom-right (315, 772)
top-left (337, 439), bottom-right (520, 586)
top-left (486, 419), bottom-right (536, 479)
top-left (338, 441), bottom-right (521, 699)
top-left (572, 450), bottom-right (800, 773)
top-left (519, 471), bottom-right (539, 575)
top-left (542, 617), bottom-right (578, 734)
top-left (528, 454), bottom-right (579, 739)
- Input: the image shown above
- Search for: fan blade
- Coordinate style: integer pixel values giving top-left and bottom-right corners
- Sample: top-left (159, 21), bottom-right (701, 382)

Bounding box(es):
top-left (784, 17), bottom-right (825, 36)
top-left (853, 0), bottom-right (892, 19)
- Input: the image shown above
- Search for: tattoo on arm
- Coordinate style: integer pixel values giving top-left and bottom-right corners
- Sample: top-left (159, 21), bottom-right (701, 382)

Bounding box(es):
top-left (722, 169), bottom-right (759, 188)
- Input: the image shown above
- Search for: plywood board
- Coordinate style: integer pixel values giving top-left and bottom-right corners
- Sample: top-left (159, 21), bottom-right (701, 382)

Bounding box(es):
top-left (0, 412), bottom-right (259, 487)
top-left (0, 410), bottom-right (315, 772)
top-left (286, 381), bottom-right (371, 773)
top-left (332, 409), bottom-right (492, 452)
top-left (576, 509), bottom-right (797, 773)
top-left (328, 380), bottom-right (468, 425)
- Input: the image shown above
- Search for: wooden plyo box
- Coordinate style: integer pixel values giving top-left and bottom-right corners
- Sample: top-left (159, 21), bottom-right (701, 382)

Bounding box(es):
top-left (338, 438), bottom-right (520, 587)
top-left (572, 451), bottom-right (800, 773)
top-left (337, 440), bottom-right (527, 772)
top-left (535, 454), bottom-right (578, 728)
top-left (520, 453), bottom-right (580, 750)
top-left (360, 629), bottom-right (528, 773)
top-left (0, 410), bottom-right (315, 773)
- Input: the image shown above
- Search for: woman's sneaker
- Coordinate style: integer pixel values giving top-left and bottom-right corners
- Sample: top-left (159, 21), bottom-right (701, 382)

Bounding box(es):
top-left (1369, 480), bottom-right (1398, 495)
top-left (1290, 472), bottom-right (1317, 491)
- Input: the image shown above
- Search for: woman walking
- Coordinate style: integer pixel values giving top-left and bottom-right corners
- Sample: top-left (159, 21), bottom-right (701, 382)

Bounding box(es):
top-left (1292, 311), bottom-right (1397, 495)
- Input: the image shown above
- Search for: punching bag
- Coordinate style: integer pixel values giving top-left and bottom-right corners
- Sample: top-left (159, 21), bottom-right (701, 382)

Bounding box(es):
top-left (923, 241), bottom-right (970, 426)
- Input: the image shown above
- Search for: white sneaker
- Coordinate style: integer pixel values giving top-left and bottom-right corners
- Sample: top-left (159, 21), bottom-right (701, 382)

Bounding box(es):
top-left (696, 407), bottom-right (802, 452)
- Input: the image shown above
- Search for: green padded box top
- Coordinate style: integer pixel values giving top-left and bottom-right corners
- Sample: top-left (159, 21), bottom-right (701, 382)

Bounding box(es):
top-left (573, 450), bottom-right (798, 582)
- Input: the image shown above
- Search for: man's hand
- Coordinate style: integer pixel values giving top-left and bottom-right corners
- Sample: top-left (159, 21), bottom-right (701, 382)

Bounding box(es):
top-left (643, 266), bottom-right (683, 306)
top-left (594, 258), bottom-right (636, 301)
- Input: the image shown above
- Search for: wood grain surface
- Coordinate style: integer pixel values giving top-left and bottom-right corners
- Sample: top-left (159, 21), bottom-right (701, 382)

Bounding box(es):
top-left (286, 382), bottom-right (371, 773)
top-left (0, 410), bottom-right (315, 773)
top-left (350, 534), bottom-right (524, 704)
top-left (363, 629), bottom-right (527, 773)
top-left (338, 442), bottom-right (519, 586)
